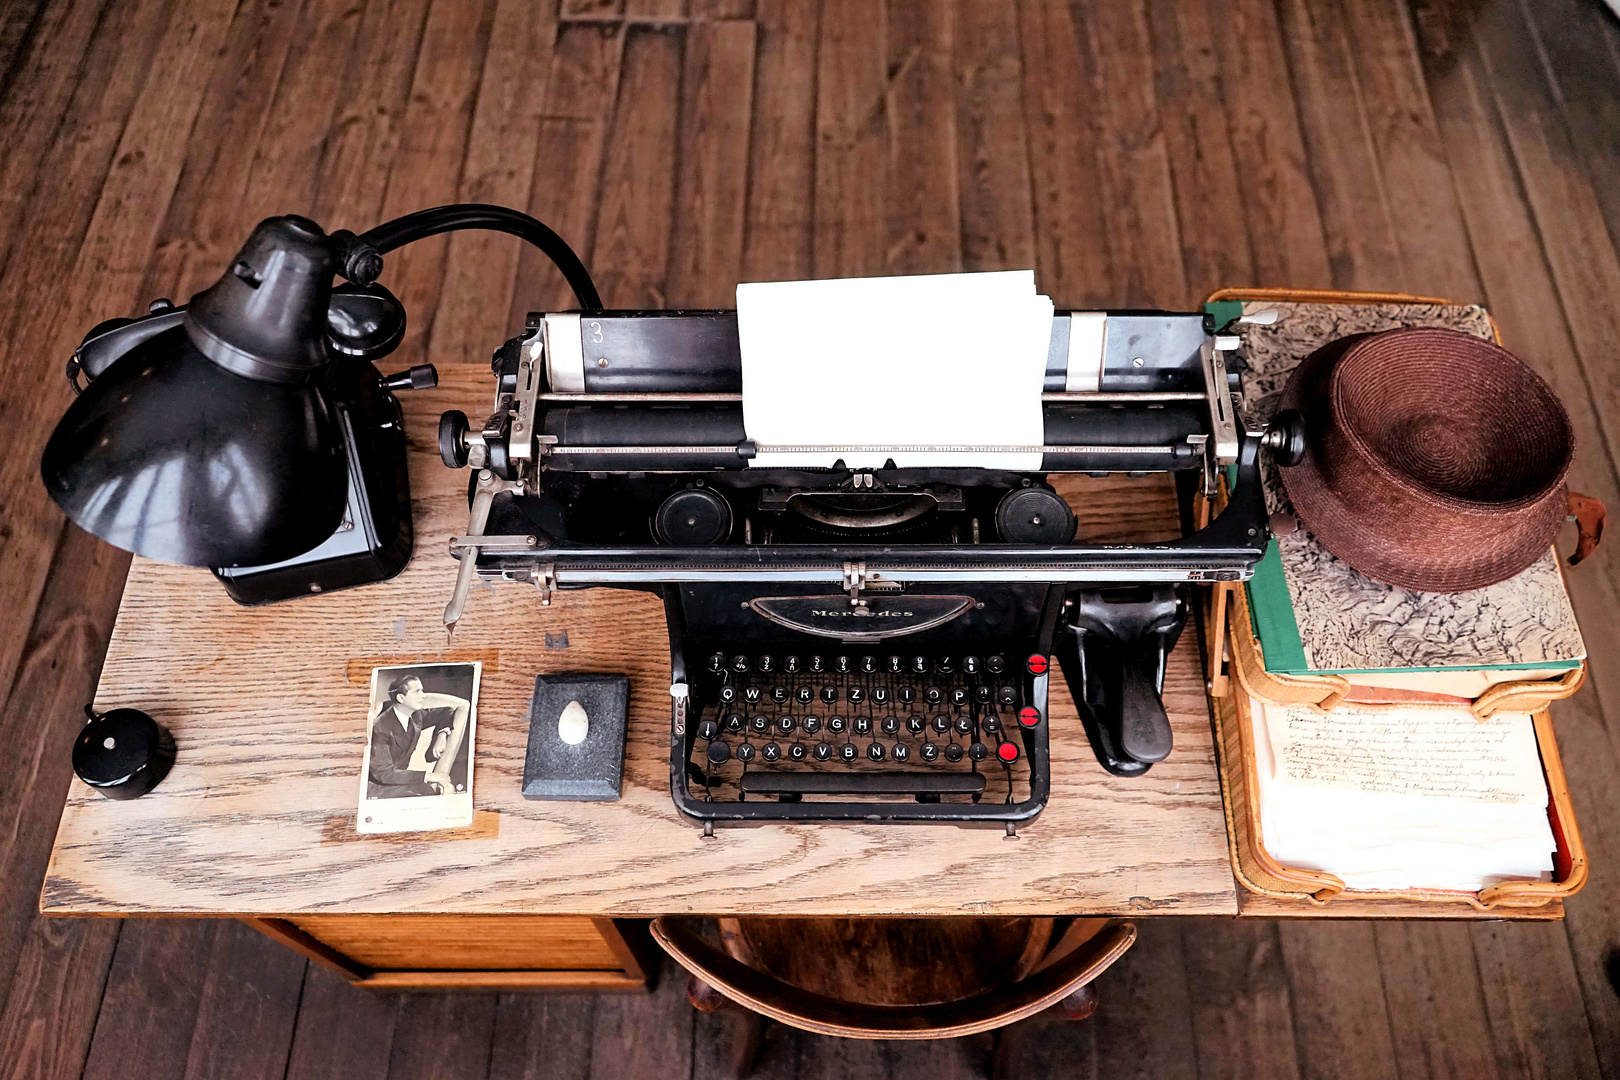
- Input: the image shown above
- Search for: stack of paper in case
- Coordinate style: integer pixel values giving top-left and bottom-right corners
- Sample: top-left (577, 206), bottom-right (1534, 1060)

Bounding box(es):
top-left (1207, 294), bottom-right (1590, 903)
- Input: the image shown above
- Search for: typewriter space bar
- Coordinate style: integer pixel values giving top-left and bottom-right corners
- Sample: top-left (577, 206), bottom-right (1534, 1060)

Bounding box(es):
top-left (739, 772), bottom-right (987, 797)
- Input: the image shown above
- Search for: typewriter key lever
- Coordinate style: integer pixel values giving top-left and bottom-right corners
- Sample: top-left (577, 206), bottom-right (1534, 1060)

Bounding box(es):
top-left (1056, 585), bottom-right (1187, 777)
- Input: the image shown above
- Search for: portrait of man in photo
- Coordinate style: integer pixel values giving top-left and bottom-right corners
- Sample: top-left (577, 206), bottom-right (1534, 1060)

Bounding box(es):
top-left (366, 668), bottom-right (472, 800)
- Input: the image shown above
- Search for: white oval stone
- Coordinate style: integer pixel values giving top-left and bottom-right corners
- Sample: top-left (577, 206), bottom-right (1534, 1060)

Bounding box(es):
top-left (558, 699), bottom-right (589, 745)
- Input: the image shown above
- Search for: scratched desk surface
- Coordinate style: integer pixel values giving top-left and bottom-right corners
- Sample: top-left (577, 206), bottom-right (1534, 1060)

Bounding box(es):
top-left (42, 367), bottom-right (1238, 917)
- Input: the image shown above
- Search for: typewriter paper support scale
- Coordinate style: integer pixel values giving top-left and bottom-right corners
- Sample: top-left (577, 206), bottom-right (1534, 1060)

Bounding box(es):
top-left (436, 272), bottom-right (1303, 831)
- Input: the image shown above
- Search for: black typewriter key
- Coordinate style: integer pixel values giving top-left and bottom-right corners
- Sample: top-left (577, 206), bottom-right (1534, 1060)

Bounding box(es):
top-left (719, 685), bottom-right (737, 704)
top-left (751, 715), bottom-right (770, 734)
top-left (982, 715), bottom-right (1001, 734)
top-left (706, 740), bottom-right (731, 765)
top-left (881, 715), bottom-right (900, 735)
top-left (732, 655), bottom-right (750, 673)
top-left (801, 715), bottom-right (821, 734)
top-left (847, 686), bottom-right (865, 705)
top-left (788, 742), bottom-right (807, 762)
top-left (835, 655), bottom-right (852, 674)
top-left (762, 742), bottom-right (781, 762)
top-left (892, 742), bottom-right (911, 763)
top-left (757, 654), bottom-right (775, 673)
top-left (737, 742), bottom-right (756, 763)
top-left (887, 655), bottom-right (904, 673)
top-left (744, 686), bottom-right (762, 704)
top-left (931, 714), bottom-right (950, 734)
top-left (828, 715), bottom-right (847, 734)
top-left (987, 654), bottom-right (1006, 674)
top-left (911, 655), bottom-right (929, 674)
top-left (899, 687), bottom-right (917, 704)
top-left (796, 686), bottom-right (814, 704)
top-left (854, 715), bottom-right (872, 736)
top-left (935, 656), bottom-right (955, 674)
top-left (698, 719), bottom-right (719, 741)
top-left (920, 742), bottom-right (940, 762)
top-left (998, 685), bottom-right (1018, 707)
top-left (969, 741), bottom-right (989, 763)
top-left (963, 655), bottom-right (980, 674)
top-left (975, 685), bottom-right (992, 704)
top-left (872, 687), bottom-right (890, 705)
top-left (708, 652), bottom-right (727, 673)
top-left (840, 743), bottom-right (858, 762)
top-left (784, 655), bottom-right (801, 673)
top-left (771, 686), bottom-right (788, 704)
top-left (954, 715), bottom-right (974, 736)
top-left (906, 715), bottom-right (926, 735)
top-left (925, 686), bottom-right (943, 705)
top-left (813, 742), bottom-right (832, 762)
top-left (950, 686), bottom-right (969, 706)
top-left (820, 686), bottom-right (837, 704)
top-left (944, 743), bottom-right (965, 763)
top-left (809, 655), bottom-right (826, 673)
top-left (777, 715), bottom-right (796, 735)
top-left (724, 713), bottom-right (744, 733)
top-left (868, 741), bottom-right (886, 762)
top-left (860, 655), bottom-right (878, 673)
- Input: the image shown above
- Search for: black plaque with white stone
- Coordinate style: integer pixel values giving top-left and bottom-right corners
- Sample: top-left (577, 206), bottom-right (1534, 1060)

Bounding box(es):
top-left (521, 673), bottom-right (630, 801)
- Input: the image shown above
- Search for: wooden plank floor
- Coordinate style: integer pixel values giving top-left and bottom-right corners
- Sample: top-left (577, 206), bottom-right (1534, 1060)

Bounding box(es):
top-left (1, 0), bottom-right (1617, 1074)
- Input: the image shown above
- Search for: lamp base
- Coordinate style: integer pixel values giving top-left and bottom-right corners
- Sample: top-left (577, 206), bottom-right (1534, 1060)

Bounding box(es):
top-left (213, 364), bottom-right (415, 605)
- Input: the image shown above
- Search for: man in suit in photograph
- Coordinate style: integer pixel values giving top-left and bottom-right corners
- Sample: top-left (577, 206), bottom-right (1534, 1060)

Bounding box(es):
top-left (368, 673), bottom-right (471, 798)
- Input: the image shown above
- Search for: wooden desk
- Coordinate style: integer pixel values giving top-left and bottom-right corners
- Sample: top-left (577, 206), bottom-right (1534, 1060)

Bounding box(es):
top-left (39, 368), bottom-right (1560, 991)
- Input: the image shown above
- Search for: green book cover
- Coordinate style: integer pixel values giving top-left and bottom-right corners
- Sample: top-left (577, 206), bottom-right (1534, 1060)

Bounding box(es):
top-left (1229, 300), bottom-right (1586, 677)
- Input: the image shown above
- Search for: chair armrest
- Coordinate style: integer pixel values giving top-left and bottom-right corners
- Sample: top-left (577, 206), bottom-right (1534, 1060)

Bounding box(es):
top-left (650, 918), bottom-right (1136, 1040)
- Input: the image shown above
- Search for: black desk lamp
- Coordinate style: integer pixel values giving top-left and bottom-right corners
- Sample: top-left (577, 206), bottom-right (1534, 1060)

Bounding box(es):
top-left (40, 204), bottom-right (600, 604)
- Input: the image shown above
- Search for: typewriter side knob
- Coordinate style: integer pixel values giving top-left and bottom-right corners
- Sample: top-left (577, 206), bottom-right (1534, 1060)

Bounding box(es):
top-left (995, 485), bottom-right (1076, 544)
top-left (655, 487), bottom-right (733, 545)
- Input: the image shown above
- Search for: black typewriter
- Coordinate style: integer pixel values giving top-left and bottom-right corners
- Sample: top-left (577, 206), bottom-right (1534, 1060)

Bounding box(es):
top-left (437, 300), bottom-right (1304, 832)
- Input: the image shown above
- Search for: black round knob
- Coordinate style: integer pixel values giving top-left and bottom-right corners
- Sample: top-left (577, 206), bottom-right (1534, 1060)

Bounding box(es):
top-left (899, 687), bottom-right (916, 704)
top-left (438, 410), bottom-right (470, 468)
top-left (995, 485), bottom-right (1077, 544)
top-left (762, 742), bottom-right (781, 762)
top-left (801, 715), bottom-right (821, 734)
top-left (921, 742), bottom-right (940, 762)
top-left (954, 716), bottom-right (974, 736)
top-left (736, 742), bottom-right (755, 762)
top-left (839, 743), bottom-right (858, 762)
top-left (969, 741), bottom-right (989, 762)
top-left (906, 715), bottom-right (925, 735)
top-left (706, 739), bottom-right (731, 765)
top-left (986, 654), bottom-right (1006, 674)
top-left (892, 743), bottom-right (910, 763)
top-left (1264, 408), bottom-right (1309, 467)
top-left (944, 743), bottom-right (965, 763)
top-left (788, 742), bottom-right (807, 762)
top-left (868, 741), bottom-right (886, 762)
top-left (73, 707), bottom-right (175, 800)
top-left (654, 487), bottom-right (732, 545)
top-left (813, 742), bottom-right (832, 762)
top-left (828, 716), bottom-right (846, 734)
top-left (698, 719), bottom-right (719, 740)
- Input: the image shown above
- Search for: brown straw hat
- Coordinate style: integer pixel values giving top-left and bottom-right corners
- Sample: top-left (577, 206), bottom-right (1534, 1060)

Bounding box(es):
top-left (1278, 327), bottom-right (1573, 593)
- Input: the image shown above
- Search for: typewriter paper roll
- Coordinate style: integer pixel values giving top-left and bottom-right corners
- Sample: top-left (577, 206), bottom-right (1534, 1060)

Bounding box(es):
top-left (737, 271), bottom-right (1053, 470)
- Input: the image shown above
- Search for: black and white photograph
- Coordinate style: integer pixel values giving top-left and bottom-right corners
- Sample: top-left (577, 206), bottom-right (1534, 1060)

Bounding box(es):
top-left (357, 662), bottom-right (479, 834)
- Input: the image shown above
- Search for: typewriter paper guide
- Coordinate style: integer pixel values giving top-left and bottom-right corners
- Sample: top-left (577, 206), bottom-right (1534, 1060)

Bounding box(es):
top-left (737, 271), bottom-right (1054, 469)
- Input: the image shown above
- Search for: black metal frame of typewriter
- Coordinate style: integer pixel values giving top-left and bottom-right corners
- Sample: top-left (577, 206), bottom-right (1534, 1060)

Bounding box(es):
top-left (467, 434), bottom-right (1269, 828)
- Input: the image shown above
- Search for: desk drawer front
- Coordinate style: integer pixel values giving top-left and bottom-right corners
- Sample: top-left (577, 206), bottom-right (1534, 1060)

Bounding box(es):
top-left (286, 914), bottom-right (624, 971)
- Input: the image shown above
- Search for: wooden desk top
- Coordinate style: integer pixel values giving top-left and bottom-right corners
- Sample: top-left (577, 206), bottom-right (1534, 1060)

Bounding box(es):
top-left (42, 367), bottom-right (1240, 918)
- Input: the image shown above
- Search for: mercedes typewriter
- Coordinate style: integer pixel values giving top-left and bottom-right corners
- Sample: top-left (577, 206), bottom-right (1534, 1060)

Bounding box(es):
top-left (437, 305), bottom-right (1304, 832)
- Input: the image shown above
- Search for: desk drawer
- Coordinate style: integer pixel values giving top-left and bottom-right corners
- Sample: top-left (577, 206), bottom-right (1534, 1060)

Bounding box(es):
top-left (249, 915), bottom-right (657, 991)
top-left (287, 914), bottom-right (623, 970)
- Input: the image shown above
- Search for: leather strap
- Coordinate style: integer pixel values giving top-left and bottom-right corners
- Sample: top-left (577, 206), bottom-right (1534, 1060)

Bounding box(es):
top-left (1568, 490), bottom-right (1606, 565)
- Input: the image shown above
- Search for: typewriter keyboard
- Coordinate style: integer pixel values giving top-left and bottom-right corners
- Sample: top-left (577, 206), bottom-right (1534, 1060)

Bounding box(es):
top-left (686, 650), bottom-right (1043, 804)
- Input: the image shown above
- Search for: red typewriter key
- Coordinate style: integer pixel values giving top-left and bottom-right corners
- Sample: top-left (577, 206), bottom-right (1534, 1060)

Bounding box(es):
top-left (1018, 706), bottom-right (1041, 727)
top-left (1026, 653), bottom-right (1049, 675)
top-left (997, 741), bottom-right (1020, 763)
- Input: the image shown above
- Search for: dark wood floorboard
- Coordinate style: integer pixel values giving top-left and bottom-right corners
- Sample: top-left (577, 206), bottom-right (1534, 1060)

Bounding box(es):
top-left (2, 0), bottom-right (1620, 1077)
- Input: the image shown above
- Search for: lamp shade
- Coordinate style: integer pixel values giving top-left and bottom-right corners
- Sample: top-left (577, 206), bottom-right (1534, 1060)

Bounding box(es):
top-left (40, 326), bottom-right (347, 566)
top-left (40, 214), bottom-right (354, 568)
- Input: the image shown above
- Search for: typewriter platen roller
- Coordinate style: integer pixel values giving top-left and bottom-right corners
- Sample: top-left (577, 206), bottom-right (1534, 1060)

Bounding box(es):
top-left (438, 307), bottom-right (1305, 830)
